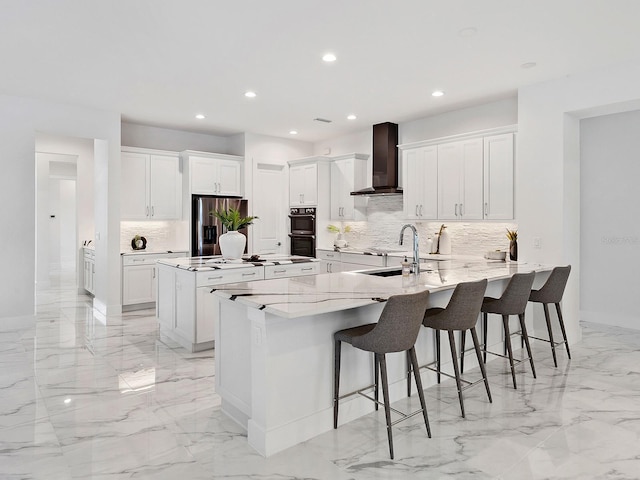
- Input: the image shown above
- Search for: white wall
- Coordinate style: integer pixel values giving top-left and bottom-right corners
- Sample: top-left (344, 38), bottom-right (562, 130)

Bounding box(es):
top-left (518, 58), bottom-right (640, 341)
top-left (580, 110), bottom-right (640, 329)
top-left (0, 94), bottom-right (120, 319)
top-left (121, 122), bottom-right (230, 153)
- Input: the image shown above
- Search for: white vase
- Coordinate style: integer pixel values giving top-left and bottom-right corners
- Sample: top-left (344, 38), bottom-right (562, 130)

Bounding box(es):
top-left (219, 231), bottom-right (246, 260)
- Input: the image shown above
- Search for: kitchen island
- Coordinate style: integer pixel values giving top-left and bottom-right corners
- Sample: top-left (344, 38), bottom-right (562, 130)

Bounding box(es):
top-left (156, 255), bottom-right (319, 351)
top-left (212, 258), bottom-right (553, 456)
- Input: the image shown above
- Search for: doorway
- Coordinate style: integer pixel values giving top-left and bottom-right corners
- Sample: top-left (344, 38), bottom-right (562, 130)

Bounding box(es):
top-left (252, 163), bottom-right (286, 254)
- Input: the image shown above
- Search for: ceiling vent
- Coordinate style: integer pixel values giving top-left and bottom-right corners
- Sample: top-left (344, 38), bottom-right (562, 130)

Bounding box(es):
top-left (313, 117), bottom-right (332, 123)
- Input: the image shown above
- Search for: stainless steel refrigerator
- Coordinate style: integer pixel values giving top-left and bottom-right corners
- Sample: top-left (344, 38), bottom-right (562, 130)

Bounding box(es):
top-left (191, 195), bottom-right (249, 257)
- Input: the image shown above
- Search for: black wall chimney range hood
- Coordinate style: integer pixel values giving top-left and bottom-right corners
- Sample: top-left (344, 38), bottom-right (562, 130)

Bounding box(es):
top-left (351, 122), bottom-right (402, 196)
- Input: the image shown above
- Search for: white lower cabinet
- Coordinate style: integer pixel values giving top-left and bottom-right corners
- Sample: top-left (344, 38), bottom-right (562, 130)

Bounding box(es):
top-left (82, 248), bottom-right (95, 295)
top-left (121, 251), bottom-right (188, 308)
top-left (316, 249), bottom-right (387, 272)
top-left (316, 249), bottom-right (341, 273)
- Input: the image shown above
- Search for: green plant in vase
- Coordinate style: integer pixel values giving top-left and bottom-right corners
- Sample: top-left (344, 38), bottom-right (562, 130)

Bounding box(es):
top-left (328, 224), bottom-right (351, 248)
top-left (506, 228), bottom-right (518, 261)
top-left (211, 207), bottom-right (258, 259)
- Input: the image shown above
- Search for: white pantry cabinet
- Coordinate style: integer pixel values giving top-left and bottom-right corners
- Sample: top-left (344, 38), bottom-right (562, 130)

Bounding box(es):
top-left (121, 148), bottom-right (182, 220)
top-left (437, 138), bottom-right (484, 220)
top-left (181, 151), bottom-right (244, 197)
top-left (402, 145), bottom-right (438, 220)
top-left (483, 133), bottom-right (514, 220)
top-left (289, 162), bottom-right (318, 206)
top-left (330, 153), bottom-right (368, 221)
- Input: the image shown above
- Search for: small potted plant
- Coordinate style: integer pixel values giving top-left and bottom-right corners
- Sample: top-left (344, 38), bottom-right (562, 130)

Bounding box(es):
top-left (327, 224), bottom-right (351, 248)
top-left (211, 207), bottom-right (258, 259)
top-left (506, 228), bottom-right (518, 261)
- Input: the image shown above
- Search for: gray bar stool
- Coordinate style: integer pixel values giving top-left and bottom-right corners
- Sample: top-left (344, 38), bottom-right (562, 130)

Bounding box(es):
top-left (334, 290), bottom-right (431, 459)
top-left (481, 271), bottom-right (536, 389)
top-left (408, 279), bottom-right (491, 418)
top-left (528, 265), bottom-right (572, 367)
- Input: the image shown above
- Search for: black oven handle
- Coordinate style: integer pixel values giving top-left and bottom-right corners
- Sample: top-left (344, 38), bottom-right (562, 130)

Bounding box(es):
top-left (288, 214), bottom-right (316, 219)
top-left (288, 234), bottom-right (316, 239)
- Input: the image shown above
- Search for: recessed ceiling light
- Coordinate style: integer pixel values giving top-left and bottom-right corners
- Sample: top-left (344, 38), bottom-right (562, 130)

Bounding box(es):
top-left (322, 53), bottom-right (337, 62)
top-left (458, 27), bottom-right (477, 38)
top-left (347, 114), bottom-right (357, 120)
top-left (195, 114), bottom-right (205, 119)
top-left (244, 91), bottom-right (257, 98)
top-left (521, 62), bottom-right (537, 69)
top-left (289, 130), bottom-right (298, 135)
top-left (432, 90), bottom-right (445, 97)
top-left (64, 398), bottom-right (72, 404)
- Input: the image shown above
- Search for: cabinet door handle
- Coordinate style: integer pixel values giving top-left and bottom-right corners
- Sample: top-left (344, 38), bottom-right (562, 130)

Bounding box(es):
top-left (484, 202), bottom-right (488, 216)
top-left (302, 267), bottom-right (313, 271)
top-left (454, 204), bottom-right (458, 216)
top-left (460, 203), bottom-right (464, 216)
top-left (207, 276), bottom-right (224, 280)
top-left (274, 269), bottom-right (286, 274)
top-left (151, 206), bottom-right (154, 217)
top-left (415, 204), bottom-right (419, 216)
top-left (419, 205), bottom-right (423, 217)
top-left (218, 182), bottom-right (221, 192)
top-left (146, 206), bottom-right (149, 217)
top-left (132, 258), bottom-right (145, 262)
top-left (326, 253), bottom-right (334, 258)
top-left (152, 267), bottom-right (156, 279)
top-left (242, 272), bottom-right (257, 277)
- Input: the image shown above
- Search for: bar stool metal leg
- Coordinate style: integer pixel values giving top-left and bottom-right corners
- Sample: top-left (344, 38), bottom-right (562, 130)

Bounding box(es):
top-left (502, 315), bottom-right (517, 389)
top-left (406, 350), bottom-right (412, 397)
top-left (435, 330), bottom-right (441, 383)
top-left (374, 355), bottom-right (379, 411)
top-left (483, 313), bottom-right (488, 364)
top-left (460, 329), bottom-right (466, 374)
top-left (408, 346), bottom-right (431, 438)
top-left (556, 303), bottom-right (571, 359)
top-left (518, 313), bottom-right (536, 378)
top-left (470, 327), bottom-right (492, 403)
top-left (333, 339), bottom-right (341, 429)
top-left (377, 353), bottom-right (394, 459)
top-left (543, 303), bottom-right (558, 367)
top-left (447, 330), bottom-right (465, 418)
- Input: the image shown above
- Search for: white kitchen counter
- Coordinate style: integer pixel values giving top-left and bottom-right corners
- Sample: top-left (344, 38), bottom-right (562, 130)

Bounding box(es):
top-left (212, 259), bottom-right (554, 457)
top-left (213, 258), bottom-right (548, 319)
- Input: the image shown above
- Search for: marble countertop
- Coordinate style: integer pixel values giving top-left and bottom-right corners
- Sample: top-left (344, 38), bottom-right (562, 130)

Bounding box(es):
top-left (212, 258), bottom-right (553, 319)
top-left (157, 254), bottom-right (319, 272)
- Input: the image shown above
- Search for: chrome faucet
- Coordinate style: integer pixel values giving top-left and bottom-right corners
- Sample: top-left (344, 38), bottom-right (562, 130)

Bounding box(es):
top-left (399, 224), bottom-right (420, 275)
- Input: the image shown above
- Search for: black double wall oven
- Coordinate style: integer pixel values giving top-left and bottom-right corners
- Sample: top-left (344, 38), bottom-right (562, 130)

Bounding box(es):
top-left (288, 207), bottom-right (316, 257)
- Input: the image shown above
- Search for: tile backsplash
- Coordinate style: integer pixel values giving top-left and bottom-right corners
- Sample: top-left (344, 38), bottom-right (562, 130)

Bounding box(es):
top-left (120, 221), bottom-right (189, 252)
top-left (330, 196), bottom-right (517, 257)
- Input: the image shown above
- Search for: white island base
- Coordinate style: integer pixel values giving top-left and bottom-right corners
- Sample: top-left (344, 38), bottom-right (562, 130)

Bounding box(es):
top-left (213, 263), bottom-right (550, 457)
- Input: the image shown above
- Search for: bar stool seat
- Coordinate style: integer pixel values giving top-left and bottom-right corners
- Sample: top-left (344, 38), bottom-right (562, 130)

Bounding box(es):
top-left (481, 271), bottom-right (537, 389)
top-left (334, 290), bottom-right (431, 459)
top-left (408, 279), bottom-right (491, 418)
top-left (528, 265), bottom-right (572, 367)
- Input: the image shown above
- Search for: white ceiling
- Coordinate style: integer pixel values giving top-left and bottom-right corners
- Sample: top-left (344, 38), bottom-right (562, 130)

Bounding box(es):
top-left (3, 0), bottom-right (640, 142)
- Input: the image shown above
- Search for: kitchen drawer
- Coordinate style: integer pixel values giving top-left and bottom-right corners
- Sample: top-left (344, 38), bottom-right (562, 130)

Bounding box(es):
top-left (340, 252), bottom-right (386, 267)
top-left (264, 263), bottom-right (319, 279)
top-left (122, 251), bottom-right (187, 266)
top-left (196, 267), bottom-right (264, 287)
top-left (316, 250), bottom-right (340, 261)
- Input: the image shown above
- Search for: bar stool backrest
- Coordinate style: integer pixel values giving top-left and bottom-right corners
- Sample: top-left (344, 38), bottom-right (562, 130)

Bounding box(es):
top-left (423, 279), bottom-right (487, 331)
top-left (490, 271), bottom-right (536, 315)
top-left (351, 290), bottom-right (430, 354)
top-left (529, 266), bottom-right (571, 304)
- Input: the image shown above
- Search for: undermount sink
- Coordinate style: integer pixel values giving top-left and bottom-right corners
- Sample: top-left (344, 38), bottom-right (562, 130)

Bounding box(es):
top-left (362, 268), bottom-right (404, 277)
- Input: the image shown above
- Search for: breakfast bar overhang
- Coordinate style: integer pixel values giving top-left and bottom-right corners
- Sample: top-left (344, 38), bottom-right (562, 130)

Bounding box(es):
top-left (212, 260), bottom-right (553, 457)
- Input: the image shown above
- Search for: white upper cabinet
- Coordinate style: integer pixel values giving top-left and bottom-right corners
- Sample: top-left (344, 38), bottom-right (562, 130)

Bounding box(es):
top-left (483, 133), bottom-right (514, 220)
top-left (330, 153), bottom-right (368, 221)
top-left (121, 148), bottom-right (182, 220)
top-left (186, 153), bottom-right (243, 197)
top-left (437, 138), bottom-right (484, 220)
top-left (402, 146), bottom-right (438, 220)
top-left (289, 162), bottom-right (318, 206)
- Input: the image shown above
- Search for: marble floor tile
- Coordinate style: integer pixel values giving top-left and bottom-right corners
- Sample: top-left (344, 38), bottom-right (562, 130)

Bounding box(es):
top-left (1, 276), bottom-right (640, 479)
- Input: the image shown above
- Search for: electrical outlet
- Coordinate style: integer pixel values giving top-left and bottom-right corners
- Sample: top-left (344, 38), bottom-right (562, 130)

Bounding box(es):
top-left (533, 237), bottom-right (541, 249)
